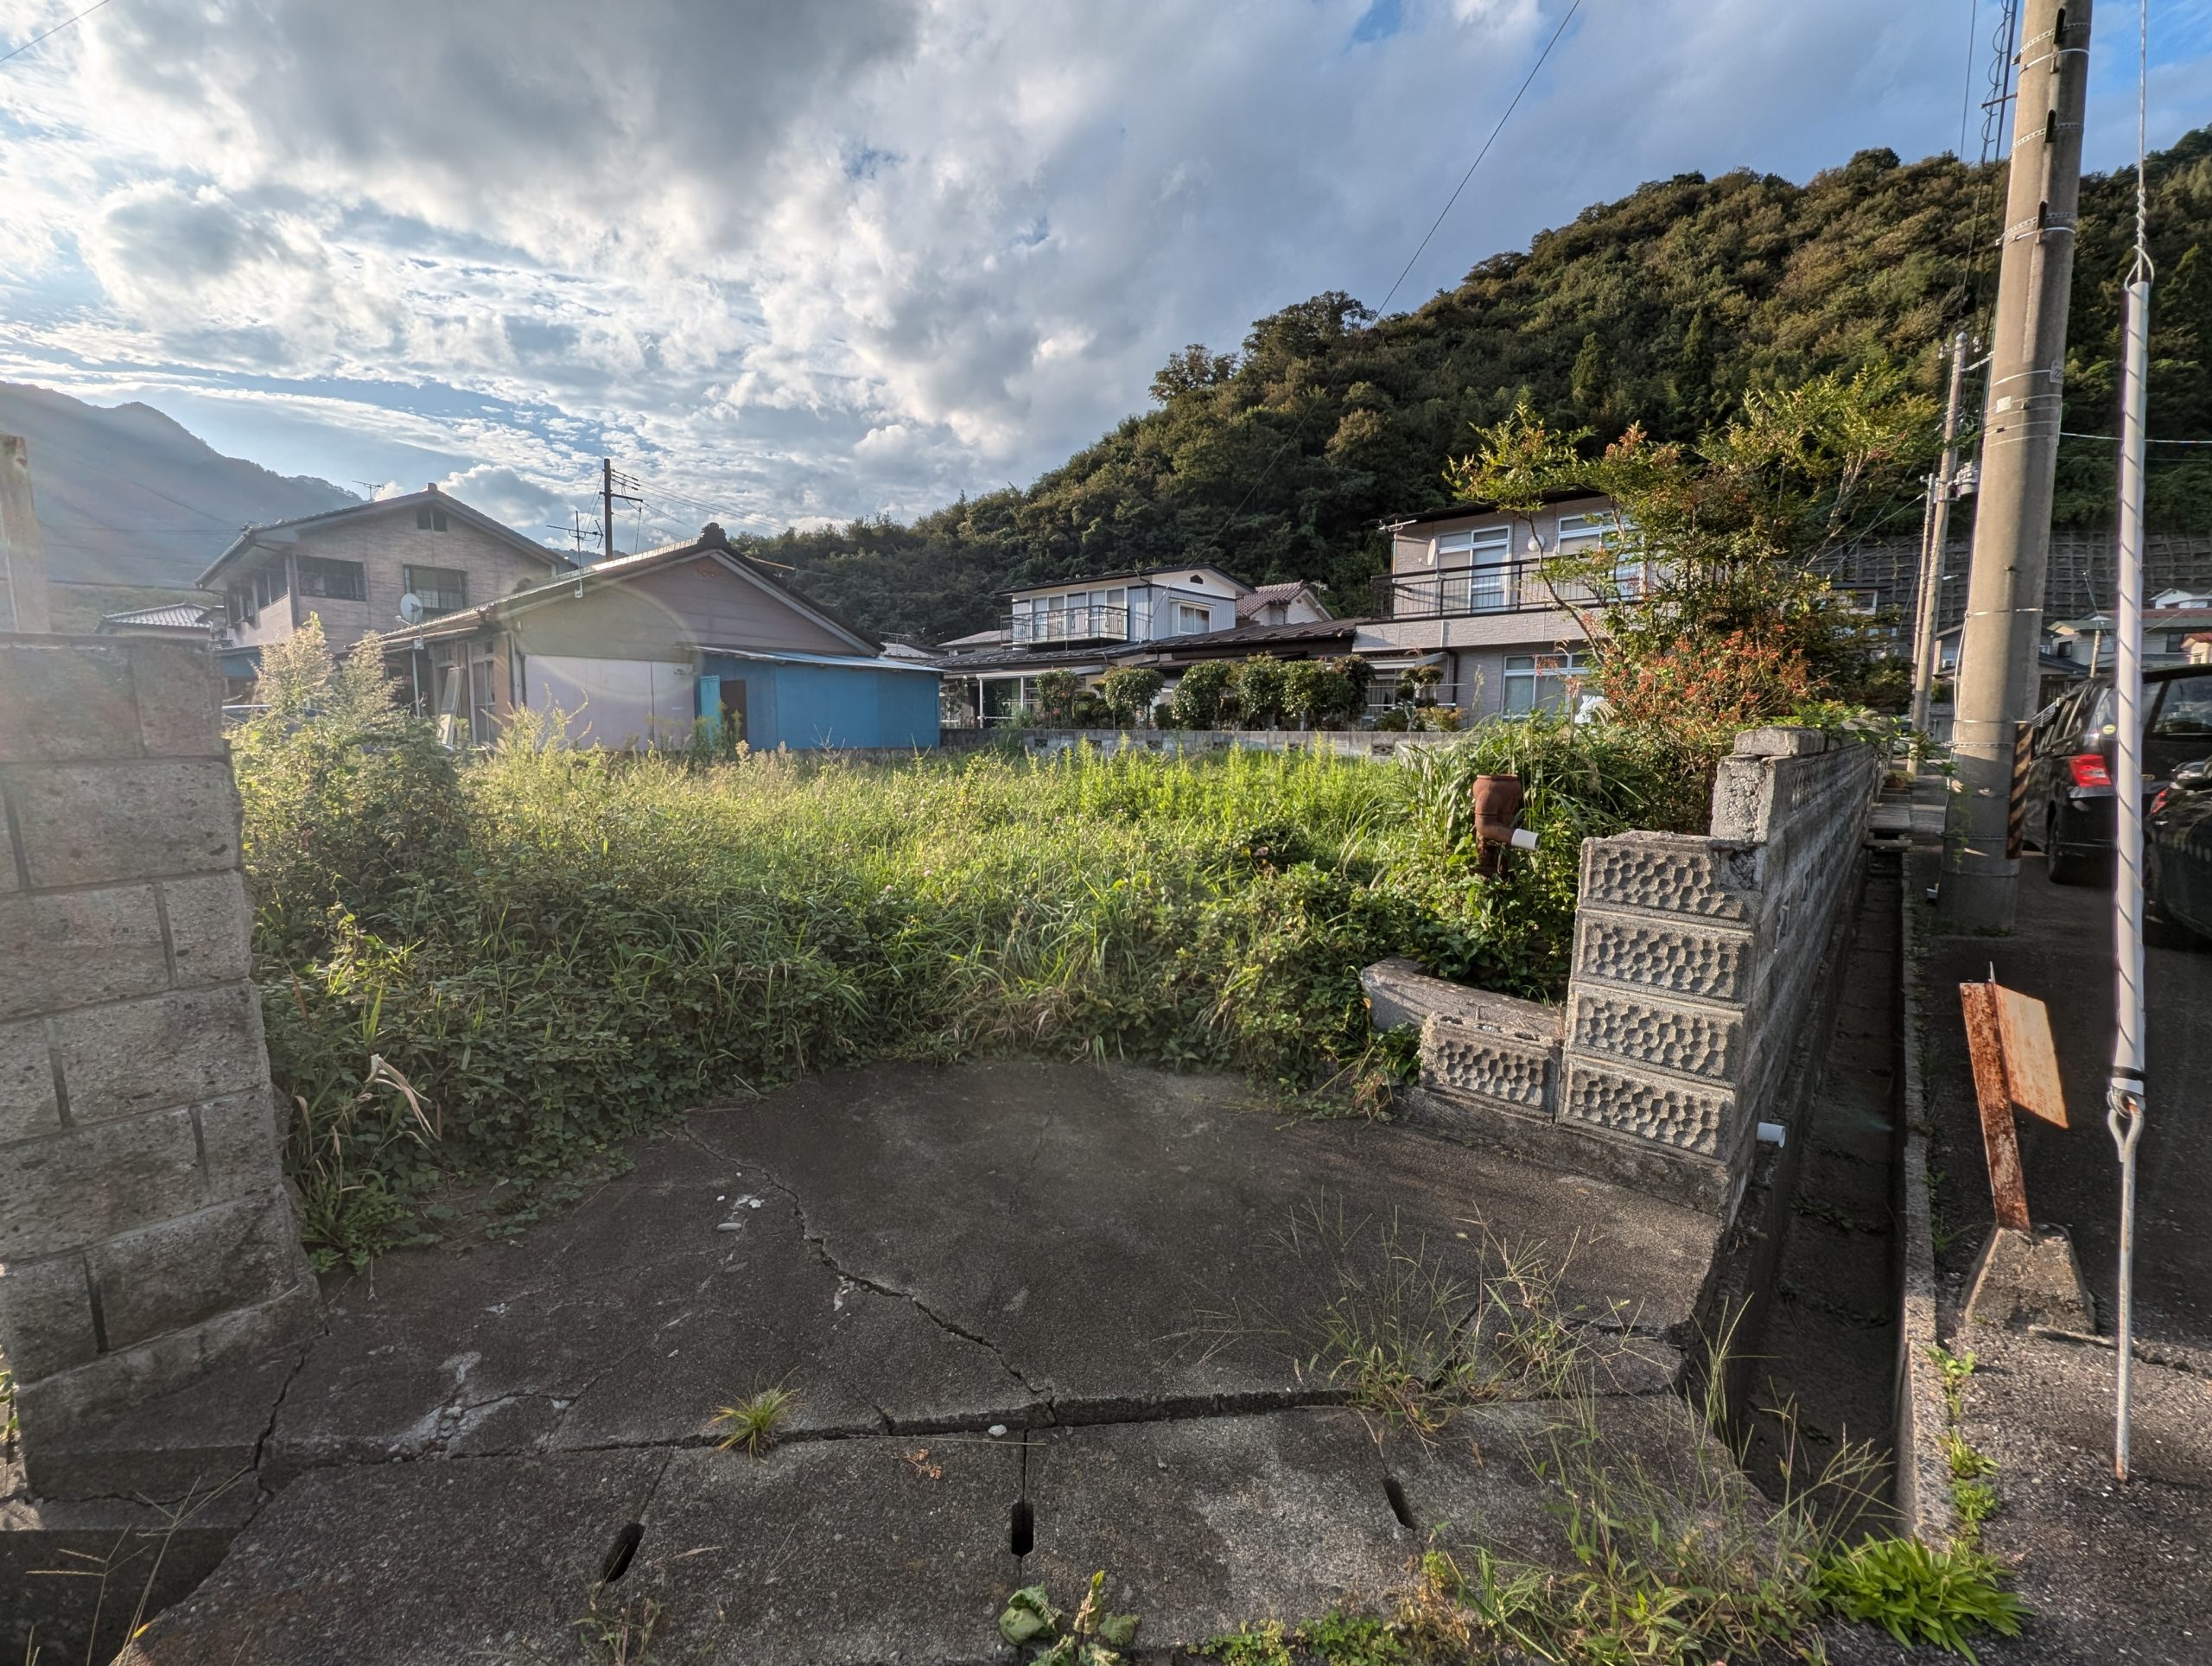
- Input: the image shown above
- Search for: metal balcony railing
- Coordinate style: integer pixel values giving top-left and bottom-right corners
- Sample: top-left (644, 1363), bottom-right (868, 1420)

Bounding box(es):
top-left (1369, 559), bottom-right (1619, 620)
top-left (1007, 603), bottom-right (1132, 645)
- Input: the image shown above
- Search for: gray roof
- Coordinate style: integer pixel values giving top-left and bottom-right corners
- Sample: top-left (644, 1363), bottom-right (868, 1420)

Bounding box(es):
top-left (95, 600), bottom-right (219, 633)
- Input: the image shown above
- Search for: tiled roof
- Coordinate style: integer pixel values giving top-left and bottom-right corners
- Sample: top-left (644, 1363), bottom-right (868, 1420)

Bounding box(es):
top-left (96, 601), bottom-right (219, 632)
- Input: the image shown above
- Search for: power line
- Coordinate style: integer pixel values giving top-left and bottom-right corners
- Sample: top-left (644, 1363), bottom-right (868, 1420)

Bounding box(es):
top-left (1376, 0), bottom-right (1582, 316)
top-left (0, 0), bottom-right (114, 67)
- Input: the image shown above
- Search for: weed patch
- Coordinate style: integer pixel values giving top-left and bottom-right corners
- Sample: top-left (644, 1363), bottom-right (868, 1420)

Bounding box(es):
top-left (238, 639), bottom-right (1721, 1247)
top-left (711, 1383), bottom-right (798, 1457)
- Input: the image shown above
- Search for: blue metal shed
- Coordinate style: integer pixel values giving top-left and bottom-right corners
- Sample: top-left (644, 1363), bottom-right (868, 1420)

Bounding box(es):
top-left (696, 650), bottom-right (940, 752)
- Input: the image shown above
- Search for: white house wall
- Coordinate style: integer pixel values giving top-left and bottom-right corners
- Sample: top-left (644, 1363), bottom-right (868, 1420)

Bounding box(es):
top-left (524, 653), bottom-right (696, 747)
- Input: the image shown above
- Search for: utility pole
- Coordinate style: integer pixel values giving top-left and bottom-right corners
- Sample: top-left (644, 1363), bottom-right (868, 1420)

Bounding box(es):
top-left (1938, 0), bottom-right (2093, 932)
top-left (1910, 330), bottom-right (1974, 760)
top-left (1, 435), bottom-right (55, 633)
top-left (601, 458), bottom-right (643, 565)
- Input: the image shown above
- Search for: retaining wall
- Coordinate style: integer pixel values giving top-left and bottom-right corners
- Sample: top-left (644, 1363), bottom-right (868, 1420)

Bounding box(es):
top-left (939, 726), bottom-right (1457, 760)
top-left (1366, 727), bottom-right (1885, 1217)
top-left (0, 634), bottom-right (318, 1492)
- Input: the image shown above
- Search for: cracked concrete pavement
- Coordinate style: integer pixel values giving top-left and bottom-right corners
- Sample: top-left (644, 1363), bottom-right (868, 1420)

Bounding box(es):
top-left (32, 1059), bottom-right (1734, 1662)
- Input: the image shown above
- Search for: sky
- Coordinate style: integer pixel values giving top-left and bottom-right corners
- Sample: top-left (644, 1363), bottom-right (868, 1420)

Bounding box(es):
top-left (2, 0), bottom-right (2209, 552)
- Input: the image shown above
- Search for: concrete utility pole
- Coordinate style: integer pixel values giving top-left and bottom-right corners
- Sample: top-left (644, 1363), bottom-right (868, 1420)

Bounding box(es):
top-left (1, 434), bottom-right (55, 633)
top-left (1910, 330), bottom-right (1973, 757)
top-left (1939, 0), bottom-right (2093, 932)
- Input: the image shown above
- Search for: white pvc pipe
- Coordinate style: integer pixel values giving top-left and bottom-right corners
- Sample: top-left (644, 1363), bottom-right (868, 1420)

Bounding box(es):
top-left (2107, 274), bottom-right (2152, 1483)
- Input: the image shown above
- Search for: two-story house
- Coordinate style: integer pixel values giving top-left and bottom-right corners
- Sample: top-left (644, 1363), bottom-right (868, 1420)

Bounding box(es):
top-left (1351, 491), bottom-right (1629, 721)
top-left (935, 563), bottom-right (1349, 722)
top-left (200, 486), bottom-right (577, 678)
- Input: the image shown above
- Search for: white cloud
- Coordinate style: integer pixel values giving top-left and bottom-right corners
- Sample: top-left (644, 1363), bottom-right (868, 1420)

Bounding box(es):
top-left (0, 0), bottom-right (2205, 541)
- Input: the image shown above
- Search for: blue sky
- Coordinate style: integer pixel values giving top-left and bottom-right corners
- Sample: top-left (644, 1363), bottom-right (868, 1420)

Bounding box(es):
top-left (1, 0), bottom-right (2207, 548)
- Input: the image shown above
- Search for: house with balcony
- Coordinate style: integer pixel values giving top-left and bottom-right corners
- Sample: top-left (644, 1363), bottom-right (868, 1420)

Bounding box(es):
top-left (1350, 491), bottom-right (1628, 721)
top-left (935, 564), bottom-right (1348, 722)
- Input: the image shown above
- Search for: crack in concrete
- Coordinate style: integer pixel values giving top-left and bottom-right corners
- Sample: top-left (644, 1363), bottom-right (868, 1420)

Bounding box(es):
top-left (737, 1160), bottom-right (1058, 1417)
top-left (249, 1340), bottom-right (316, 1483)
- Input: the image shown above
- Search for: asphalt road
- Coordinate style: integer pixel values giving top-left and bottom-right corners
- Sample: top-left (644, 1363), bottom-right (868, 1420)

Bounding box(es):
top-left (1923, 851), bottom-right (2212, 1354)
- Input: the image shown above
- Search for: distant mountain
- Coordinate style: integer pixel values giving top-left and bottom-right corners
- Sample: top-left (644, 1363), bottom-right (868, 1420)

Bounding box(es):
top-left (0, 383), bottom-right (355, 614)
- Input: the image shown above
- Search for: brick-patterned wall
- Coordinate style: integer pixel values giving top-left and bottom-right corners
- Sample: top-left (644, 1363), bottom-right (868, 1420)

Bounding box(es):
top-left (0, 635), bottom-right (317, 1491)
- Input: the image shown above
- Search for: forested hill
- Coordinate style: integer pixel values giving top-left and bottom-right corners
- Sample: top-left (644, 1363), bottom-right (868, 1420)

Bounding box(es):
top-left (756, 131), bottom-right (2212, 645)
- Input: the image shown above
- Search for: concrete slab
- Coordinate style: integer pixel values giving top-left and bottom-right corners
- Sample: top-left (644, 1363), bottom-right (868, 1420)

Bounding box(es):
top-left (171, 1061), bottom-right (1718, 1489)
top-left (113, 1449), bottom-right (666, 1665)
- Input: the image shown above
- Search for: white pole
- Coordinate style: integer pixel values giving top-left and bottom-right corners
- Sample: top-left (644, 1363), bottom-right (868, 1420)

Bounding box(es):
top-left (2105, 0), bottom-right (2154, 1486)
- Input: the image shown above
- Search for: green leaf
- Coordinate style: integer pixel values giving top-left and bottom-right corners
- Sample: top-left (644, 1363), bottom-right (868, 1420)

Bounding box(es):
top-left (999, 1585), bottom-right (1060, 1646)
top-left (1097, 1612), bottom-right (1141, 1647)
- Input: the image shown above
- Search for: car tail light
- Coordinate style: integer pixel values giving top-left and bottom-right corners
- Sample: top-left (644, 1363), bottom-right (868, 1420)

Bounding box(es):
top-left (2067, 754), bottom-right (2113, 789)
top-left (2150, 787), bottom-right (2172, 817)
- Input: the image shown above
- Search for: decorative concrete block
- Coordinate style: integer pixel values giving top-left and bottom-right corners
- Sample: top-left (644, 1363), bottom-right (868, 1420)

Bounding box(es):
top-left (0, 1251), bottom-right (99, 1380)
top-left (1568, 989), bottom-right (1742, 1083)
top-left (1573, 913), bottom-right (1751, 1004)
top-left (194, 1087), bottom-right (289, 1205)
top-left (1, 1016), bottom-right (61, 1144)
top-left (0, 884), bottom-right (168, 1021)
top-left (48, 985), bottom-right (264, 1124)
top-left (3, 760), bottom-right (241, 887)
top-left (1560, 1060), bottom-right (1732, 1157)
top-left (1421, 1011), bottom-right (1557, 1116)
top-left (1579, 836), bottom-right (1756, 921)
top-left (159, 872), bottom-right (254, 989)
top-left (1362, 956), bottom-right (1560, 1042)
top-left (0, 640), bottom-right (140, 765)
top-left (89, 1191), bottom-right (307, 1354)
top-left (1, 1107), bottom-right (205, 1262)
top-left (125, 641), bottom-right (226, 759)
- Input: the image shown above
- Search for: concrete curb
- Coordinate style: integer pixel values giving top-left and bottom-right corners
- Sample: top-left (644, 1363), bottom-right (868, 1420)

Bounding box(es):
top-left (1893, 864), bottom-right (1959, 1543)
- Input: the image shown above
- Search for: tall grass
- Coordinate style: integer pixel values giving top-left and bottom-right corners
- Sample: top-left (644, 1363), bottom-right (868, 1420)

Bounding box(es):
top-left (237, 706), bottom-right (1719, 1262)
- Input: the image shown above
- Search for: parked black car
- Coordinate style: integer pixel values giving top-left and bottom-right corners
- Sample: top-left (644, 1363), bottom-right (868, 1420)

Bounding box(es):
top-left (2148, 758), bottom-right (2212, 942)
top-left (2024, 664), bottom-right (2212, 884)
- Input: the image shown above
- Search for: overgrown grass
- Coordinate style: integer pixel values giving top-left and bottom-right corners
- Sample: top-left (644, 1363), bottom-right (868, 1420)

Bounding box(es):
top-left (235, 669), bottom-right (1720, 1260)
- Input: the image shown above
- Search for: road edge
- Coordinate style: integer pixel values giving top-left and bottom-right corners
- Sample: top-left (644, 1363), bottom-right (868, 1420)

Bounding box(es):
top-left (1893, 859), bottom-right (1959, 1543)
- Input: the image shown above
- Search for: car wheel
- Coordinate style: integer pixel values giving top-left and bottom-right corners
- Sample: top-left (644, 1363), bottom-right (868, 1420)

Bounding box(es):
top-left (2045, 803), bottom-right (2094, 885)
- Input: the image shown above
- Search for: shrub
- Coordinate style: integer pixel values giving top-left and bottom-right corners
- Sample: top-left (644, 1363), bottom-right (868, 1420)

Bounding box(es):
top-left (1098, 666), bottom-right (1164, 728)
top-left (1167, 660), bottom-right (1236, 728)
top-left (1232, 655), bottom-right (1288, 728)
top-left (1033, 670), bottom-right (1082, 727)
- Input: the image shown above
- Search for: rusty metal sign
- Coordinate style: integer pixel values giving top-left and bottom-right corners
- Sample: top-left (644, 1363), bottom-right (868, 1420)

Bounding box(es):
top-left (1961, 981), bottom-right (2031, 1230)
top-left (1994, 985), bottom-right (2069, 1127)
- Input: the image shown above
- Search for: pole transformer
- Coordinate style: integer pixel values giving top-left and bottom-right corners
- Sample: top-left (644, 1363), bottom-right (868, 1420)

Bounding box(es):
top-left (1938, 0), bottom-right (2093, 932)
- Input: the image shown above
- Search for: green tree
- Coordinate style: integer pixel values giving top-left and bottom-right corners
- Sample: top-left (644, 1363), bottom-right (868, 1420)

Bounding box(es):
top-left (1033, 670), bottom-right (1082, 727)
top-left (1447, 368), bottom-right (1935, 734)
top-left (1232, 655), bottom-right (1288, 728)
top-left (1167, 660), bottom-right (1236, 728)
top-left (1098, 666), bottom-right (1165, 728)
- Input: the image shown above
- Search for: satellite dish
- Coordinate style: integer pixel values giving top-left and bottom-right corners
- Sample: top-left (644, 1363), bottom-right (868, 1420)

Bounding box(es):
top-left (397, 593), bottom-right (425, 626)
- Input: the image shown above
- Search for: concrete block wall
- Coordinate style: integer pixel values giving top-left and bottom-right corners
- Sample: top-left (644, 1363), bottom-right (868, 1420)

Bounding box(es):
top-left (1, 635), bottom-right (318, 1487)
top-left (939, 727), bottom-right (1457, 761)
top-left (1381, 727), bottom-right (1882, 1216)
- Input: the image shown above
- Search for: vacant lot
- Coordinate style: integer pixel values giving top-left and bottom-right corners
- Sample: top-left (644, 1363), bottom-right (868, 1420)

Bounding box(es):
top-left (237, 699), bottom-right (1715, 1264)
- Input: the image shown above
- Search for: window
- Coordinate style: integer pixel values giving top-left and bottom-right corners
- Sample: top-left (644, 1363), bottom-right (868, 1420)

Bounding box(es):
top-left (2151, 676), bottom-right (2212, 739)
top-left (405, 564), bottom-right (468, 616)
top-left (297, 556), bottom-right (366, 601)
top-left (1503, 651), bottom-right (1593, 715)
top-left (1434, 526), bottom-right (1512, 612)
top-left (1176, 601), bottom-right (1211, 634)
top-left (1558, 510), bottom-right (1647, 595)
top-left (416, 505), bottom-right (449, 532)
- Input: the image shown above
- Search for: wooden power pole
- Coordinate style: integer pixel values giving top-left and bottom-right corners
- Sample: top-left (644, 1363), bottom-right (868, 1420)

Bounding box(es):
top-left (2, 434), bottom-right (55, 633)
top-left (1939, 0), bottom-right (2094, 932)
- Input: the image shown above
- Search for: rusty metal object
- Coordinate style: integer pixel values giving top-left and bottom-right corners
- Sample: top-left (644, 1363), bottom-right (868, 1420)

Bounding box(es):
top-left (1994, 985), bottom-right (2068, 1128)
top-left (1471, 773), bottom-right (1524, 877)
top-left (1961, 980), bottom-right (2031, 1230)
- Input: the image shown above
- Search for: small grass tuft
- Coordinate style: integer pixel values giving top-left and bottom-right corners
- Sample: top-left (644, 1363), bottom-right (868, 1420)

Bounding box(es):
top-left (710, 1383), bottom-right (798, 1458)
top-left (1815, 1536), bottom-right (2024, 1660)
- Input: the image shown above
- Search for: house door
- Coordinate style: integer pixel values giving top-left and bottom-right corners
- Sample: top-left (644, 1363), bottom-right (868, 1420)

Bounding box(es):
top-left (721, 677), bottom-right (748, 745)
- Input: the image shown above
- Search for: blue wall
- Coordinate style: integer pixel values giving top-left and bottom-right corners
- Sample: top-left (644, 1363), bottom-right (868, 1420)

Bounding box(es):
top-left (699, 655), bottom-right (939, 751)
